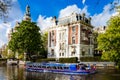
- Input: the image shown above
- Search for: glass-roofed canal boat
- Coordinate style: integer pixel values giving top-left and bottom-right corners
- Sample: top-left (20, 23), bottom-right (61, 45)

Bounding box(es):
top-left (25, 62), bottom-right (97, 75)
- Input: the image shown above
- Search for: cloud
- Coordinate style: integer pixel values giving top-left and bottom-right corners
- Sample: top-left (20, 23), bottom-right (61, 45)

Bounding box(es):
top-left (0, 0), bottom-right (23, 47)
top-left (37, 5), bottom-right (90, 31)
top-left (37, 15), bottom-right (52, 31)
top-left (59, 5), bottom-right (90, 18)
top-left (91, 4), bottom-right (114, 27)
top-left (59, 5), bottom-right (81, 18)
top-left (37, 3), bottom-right (115, 33)
top-left (82, 0), bottom-right (86, 4)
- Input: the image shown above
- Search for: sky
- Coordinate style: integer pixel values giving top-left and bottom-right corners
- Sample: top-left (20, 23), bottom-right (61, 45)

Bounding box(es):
top-left (0, 0), bottom-right (119, 47)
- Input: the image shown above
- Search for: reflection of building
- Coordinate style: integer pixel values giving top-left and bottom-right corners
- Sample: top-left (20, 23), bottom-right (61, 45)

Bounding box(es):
top-left (48, 13), bottom-right (94, 60)
top-left (55, 75), bottom-right (82, 80)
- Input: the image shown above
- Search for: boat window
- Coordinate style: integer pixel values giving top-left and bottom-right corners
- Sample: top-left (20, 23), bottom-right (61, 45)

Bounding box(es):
top-left (54, 66), bottom-right (57, 69)
top-left (42, 66), bottom-right (45, 68)
top-left (38, 66), bottom-right (41, 68)
top-left (60, 67), bottom-right (63, 69)
top-left (64, 67), bottom-right (69, 69)
top-left (47, 66), bottom-right (50, 69)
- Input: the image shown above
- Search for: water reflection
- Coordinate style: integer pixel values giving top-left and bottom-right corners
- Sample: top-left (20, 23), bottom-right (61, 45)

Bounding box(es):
top-left (7, 65), bottom-right (26, 80)
top-left (0, 65), bottom-right (120, 80)
top-left (26, 72), bottom-right (87, 80)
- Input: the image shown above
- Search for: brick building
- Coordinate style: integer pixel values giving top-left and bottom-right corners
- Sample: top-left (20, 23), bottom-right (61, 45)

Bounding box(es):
top-left (48, 13), bottom-right (94, 61)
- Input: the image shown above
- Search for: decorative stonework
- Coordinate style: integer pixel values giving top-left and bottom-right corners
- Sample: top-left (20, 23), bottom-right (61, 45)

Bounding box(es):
top-left (48, 13), bottom-right (94, 60)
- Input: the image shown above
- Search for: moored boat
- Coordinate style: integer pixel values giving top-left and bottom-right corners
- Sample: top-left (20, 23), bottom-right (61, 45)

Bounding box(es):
top-left (25, 62), bottom-right (96, 75)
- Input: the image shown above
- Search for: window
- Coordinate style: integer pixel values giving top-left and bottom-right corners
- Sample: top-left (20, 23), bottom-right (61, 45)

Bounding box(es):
top-left (62, 53), bottom-right (64, 56)
top-left (80, 16), bottom-right (82, 20)
top-left (59, 33), bottom-right (61, 40)
top-left (59, 53), bottom-right (61, 56)
top-left (52, 31), bottom-right (54, 35)
top-left (71, 52), bottom-right (75, 56)
top-left (72, 26), bottom-right (76, 33)
top-left (61, 43), bottom-right (64, 50)
top-left (62, 33), bottom-right (65, 40)
top-left (72, 37), bottom-right (75, 44)
top-left (59, 43), bottom-right (61, 50)
top-left (71, 47), bottom-right (76, 56)
top-left (51, 49), bottom-right (54, 56)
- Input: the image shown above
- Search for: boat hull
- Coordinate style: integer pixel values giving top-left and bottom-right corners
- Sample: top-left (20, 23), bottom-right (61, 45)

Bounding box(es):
top-left (26, 63), bottom-right (96, 75)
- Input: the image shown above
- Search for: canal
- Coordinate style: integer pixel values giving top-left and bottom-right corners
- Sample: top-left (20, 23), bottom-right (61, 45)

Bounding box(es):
top-left (0, 65), bottom-right (120, 80)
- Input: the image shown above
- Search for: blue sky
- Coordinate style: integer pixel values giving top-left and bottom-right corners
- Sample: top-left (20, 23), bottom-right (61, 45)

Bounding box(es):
top-left (18, 0), bottom-right (114, 21)
top-left (0, 0), bottom-right (118, 47)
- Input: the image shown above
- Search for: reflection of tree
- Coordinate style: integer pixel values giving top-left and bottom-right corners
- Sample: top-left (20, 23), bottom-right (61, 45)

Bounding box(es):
top-left (7, 65), bottom-right (26, 80)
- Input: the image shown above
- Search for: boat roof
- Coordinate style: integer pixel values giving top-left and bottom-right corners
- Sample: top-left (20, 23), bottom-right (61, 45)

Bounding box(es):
top-left (28, 62), bottom-right (77, 67)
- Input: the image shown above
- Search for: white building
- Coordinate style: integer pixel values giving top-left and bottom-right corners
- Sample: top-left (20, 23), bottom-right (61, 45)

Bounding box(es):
top-left (48, 13), bottom-right (94, 61)
top-left (93, 26), bottom-right (107, 33)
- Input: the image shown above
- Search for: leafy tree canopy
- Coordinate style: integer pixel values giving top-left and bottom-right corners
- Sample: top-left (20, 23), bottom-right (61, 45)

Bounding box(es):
top-left (8, 21), bottom-right (42, 60)
top-left (97, 15), bottom-right (120, 66)
top-left (40, 32), bottom-right (48, 58)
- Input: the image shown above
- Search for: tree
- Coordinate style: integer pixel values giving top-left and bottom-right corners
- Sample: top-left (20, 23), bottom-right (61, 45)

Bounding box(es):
top-left (40, 32), bottom-right (48, 58)
top-left (1, 46), bottom-right (8, 58)
top-left (8, 21), bottom-right (42, 61)
top-left (97, 15), bottom-right (120, 67)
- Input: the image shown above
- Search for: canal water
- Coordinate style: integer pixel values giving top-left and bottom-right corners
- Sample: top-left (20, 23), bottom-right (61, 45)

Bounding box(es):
top-left (0, 65), bottom-right (120, 80)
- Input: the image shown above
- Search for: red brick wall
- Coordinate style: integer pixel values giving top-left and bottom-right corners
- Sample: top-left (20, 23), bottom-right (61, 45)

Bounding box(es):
top-left (75, 25), bottom-right (78, 44)
top-left (68, 25), bottom-right (79, 44)
top-left (68, 27), bottom-right (72, 44)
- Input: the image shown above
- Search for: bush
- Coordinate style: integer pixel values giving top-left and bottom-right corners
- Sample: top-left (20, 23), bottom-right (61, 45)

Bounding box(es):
top-left (59, 57), bottom-right (78, 63)
top-left (36, 57), bottom-right (109, 63)
top-left (36, 58), bottom-right (56, 62)
top-left (0, 58), bottom-right (7, 61)
top-left (80, 56), bottom-right (109, 62)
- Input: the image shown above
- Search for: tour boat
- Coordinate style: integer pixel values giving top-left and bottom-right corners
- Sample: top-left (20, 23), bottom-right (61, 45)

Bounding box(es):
top-left (25, 62), bottom-right (96, 75)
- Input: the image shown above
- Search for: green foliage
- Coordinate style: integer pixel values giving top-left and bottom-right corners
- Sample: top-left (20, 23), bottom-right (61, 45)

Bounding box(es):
top-left (36, 57), bottom-right (108, 63)
top-left (18, 54), bottom-right (24, 60)
top-left (36, 58), bottom-right (56, 62)
top-left (36, 57), bottom-right (78, 63)
top-left (97, 15), bottom-right (120, 67)
top-left (0, 58), bottom-right (7, 61)
top-left (80, 57), bottom-right (108, 62)
top-left (40, 32), bottom-right (48, 58)
top-left (1, 47), bottom-right (8, 58)
top-left (8, 21), bottom-right (42, 60)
